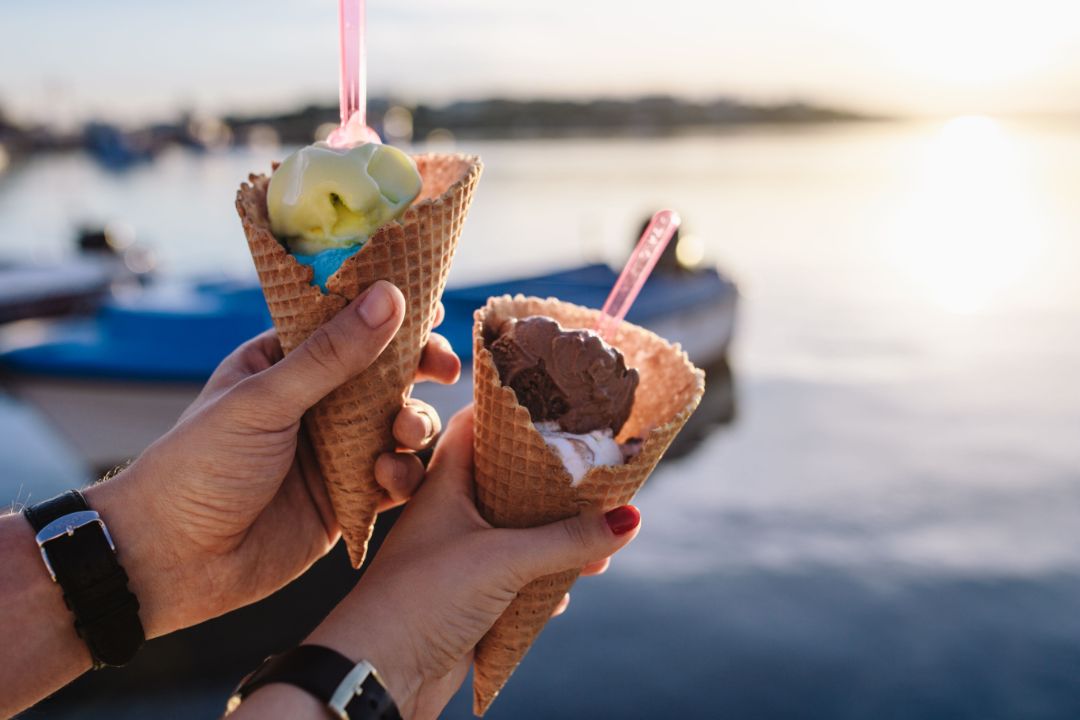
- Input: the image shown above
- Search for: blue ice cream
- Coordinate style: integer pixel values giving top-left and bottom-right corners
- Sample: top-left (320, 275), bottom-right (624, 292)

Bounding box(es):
top-left (293, 246), bottom-right (363, 290)
top-left (266, 141), bottom-right (422, 291)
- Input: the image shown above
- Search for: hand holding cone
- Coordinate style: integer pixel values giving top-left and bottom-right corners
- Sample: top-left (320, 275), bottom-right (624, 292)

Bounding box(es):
top-left (471, 295), bottom-right (705, 715)
top-left (236, 153), bottom-right (482, 567)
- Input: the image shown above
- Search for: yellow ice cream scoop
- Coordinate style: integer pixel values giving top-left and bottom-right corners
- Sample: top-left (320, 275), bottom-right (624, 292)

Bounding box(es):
top-left (267, 142), bottom-right (422, 255)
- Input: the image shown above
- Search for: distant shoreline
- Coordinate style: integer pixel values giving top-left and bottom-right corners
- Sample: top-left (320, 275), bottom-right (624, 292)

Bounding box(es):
top-left (0, 94), bottom-right (883, 168)
top-left (231, 96), bottom-right (883, 145)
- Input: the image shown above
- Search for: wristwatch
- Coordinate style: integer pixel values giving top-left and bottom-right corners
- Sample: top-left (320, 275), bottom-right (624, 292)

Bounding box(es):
top-left (23, 489), bottom-right (145, 668)
top-left (227, 644), bottom-right (402, 720)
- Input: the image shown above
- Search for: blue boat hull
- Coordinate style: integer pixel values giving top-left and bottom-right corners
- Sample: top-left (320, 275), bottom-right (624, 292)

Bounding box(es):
top-left (0, 264), bottom-right (736, 383)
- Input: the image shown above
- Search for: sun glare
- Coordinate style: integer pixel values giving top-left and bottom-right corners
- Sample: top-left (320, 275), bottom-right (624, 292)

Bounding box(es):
top-left (884, 116), bottom-right (1043, 314)
top-left (861, 2), bottom-right (1063, 90)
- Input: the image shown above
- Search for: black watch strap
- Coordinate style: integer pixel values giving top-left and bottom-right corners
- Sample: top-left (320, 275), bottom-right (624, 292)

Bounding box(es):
top-left (24, 489), bottom-right (144, 668)
top-left (228, 645), bottom-right (402, 720)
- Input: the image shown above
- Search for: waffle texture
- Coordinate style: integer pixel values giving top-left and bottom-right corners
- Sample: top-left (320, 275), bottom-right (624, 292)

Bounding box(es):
top-left (236, 153), bottom-right (482, 567)
top-left (471, 295), bottom-right (705, 715)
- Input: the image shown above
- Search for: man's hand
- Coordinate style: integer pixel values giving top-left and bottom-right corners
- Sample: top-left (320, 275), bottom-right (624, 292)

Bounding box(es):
top-left (88, 281), bottom-right (460, 637)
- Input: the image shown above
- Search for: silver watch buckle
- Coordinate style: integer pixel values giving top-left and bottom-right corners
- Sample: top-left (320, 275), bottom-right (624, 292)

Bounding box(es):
top-left (328, 660), bottom-right (377, 720)
top-left (34, 510), bottom-right (116, 582)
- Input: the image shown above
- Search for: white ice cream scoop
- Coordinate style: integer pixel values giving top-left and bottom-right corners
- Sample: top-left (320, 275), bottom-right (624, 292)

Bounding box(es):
top-left (535, 421), bottom-right (626, 486)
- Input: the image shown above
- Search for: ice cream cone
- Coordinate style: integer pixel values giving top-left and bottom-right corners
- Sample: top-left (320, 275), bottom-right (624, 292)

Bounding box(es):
top-left (471, 295), bottom-right (705, 715)
top-left (236, 153), bottom-right (482, 568)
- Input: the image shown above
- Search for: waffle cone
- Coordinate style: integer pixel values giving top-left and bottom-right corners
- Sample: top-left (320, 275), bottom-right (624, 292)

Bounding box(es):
top-left (236, 153), bottom-right (482, 568)
top-left (471, 295), bottom-right (705, 715)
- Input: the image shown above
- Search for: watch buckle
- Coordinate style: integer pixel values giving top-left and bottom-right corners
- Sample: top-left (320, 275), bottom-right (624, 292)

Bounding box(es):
top-left (34, 510), bottom-right (116, 582)
top-left (224, 693), bottom-right (243, 715)
top-left (328, 659), bottom-right (376, 720)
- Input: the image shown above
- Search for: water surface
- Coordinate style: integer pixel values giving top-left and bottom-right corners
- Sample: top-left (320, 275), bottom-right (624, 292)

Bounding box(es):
top-left (4, 120), bottom-right (1080, 718)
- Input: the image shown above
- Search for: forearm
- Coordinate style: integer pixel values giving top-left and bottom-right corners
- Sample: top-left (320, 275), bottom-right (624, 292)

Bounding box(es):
top-left (0, 472), bottom-right (187, 716)
top-left (0, 511), bottom-right (92, 716)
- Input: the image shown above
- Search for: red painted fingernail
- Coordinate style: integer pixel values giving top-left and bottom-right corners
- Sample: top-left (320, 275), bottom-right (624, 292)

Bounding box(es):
top-left (604, 505), bottom-right (640, 536)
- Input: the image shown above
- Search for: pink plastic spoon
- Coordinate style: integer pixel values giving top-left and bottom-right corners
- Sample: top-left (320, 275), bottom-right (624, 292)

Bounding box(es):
top-left (327, 0), bottom-right (381, 148)
top-left (596, 209), bottom-right (682, 341)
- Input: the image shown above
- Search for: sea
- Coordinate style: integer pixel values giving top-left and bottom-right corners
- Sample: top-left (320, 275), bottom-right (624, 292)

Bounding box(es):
top-left (3, 119), bottom-right (1080, 718)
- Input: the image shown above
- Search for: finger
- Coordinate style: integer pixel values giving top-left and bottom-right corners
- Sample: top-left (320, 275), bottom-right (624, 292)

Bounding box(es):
top-left (495, 505), bottom-right (641, 583)
top-left (242, 281), bottom-right (405, 421)
top-left (428, 405), bottom-right (474, 474)
top-left (551, 593), bottom-right (571, 618)
top-left (374, 452), bottom-right (425, 509)
top-left (393, 399), bottom-right (441, 451)
top-left (424, 405), bottom-right (475, 497)
top-left (434, 302), bottom-right (446, 328)
top-left (416, 333), bottom-right (461, 385)
top-left (581, 557), bottom-right (611, 577)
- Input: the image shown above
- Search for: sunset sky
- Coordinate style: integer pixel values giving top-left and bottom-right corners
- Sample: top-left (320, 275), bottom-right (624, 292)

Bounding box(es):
top-left (3, 0), bottom-right (1080, 124)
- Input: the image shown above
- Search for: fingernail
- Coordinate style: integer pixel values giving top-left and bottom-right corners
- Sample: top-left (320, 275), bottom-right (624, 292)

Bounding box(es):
top-left (357, 282), bottom-right (395, 328)
top-left (604, 505), bottom-right (640, 536)
top-left (416, 407), bottom-right (435, 442)
top-left (389, 455), bottom-right (408, 485)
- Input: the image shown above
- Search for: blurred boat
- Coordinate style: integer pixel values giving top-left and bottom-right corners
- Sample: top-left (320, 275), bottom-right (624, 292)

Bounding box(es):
top-left (83, 122), bottom-right (156, 170)
top-left (0, 264), bottom-right (736, 472)
top-left (0, 279), bottom-right (270, 472)
top-left (417, 263), bottom-right (736, 422)
top-left (0, 260), bottom-right (113, 324)
top-left (0, 225), bottom-right (157, 326)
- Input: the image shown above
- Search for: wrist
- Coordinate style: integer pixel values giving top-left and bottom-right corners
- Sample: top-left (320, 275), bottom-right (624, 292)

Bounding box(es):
top-left (305, 591), bottom-right (420, 718)
top-left (84, 467), bottom-right (187, 638)
top-left (228, 682), bottom-right (327, 719)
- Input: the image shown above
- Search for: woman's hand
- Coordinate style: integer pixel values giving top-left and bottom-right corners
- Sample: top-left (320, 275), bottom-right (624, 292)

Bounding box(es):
top-left (302, 407), bottom-right (641, 720)
top-left (87, 281), bottom-right (461, 638)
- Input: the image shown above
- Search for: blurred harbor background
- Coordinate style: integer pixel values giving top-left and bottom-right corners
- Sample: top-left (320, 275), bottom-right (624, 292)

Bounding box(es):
top-left (4, 1), bottom-right (1080, 718)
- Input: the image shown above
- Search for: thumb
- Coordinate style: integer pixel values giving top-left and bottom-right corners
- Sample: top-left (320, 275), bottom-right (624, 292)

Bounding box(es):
top-left (248, 280), bottom-right (406, 421)
top-left (494, 505), bottom-right (641, 583)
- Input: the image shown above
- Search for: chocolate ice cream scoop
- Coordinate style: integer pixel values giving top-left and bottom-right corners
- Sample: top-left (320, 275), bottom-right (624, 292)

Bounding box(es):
top-left (486, 315), bottom-right (639, 435)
